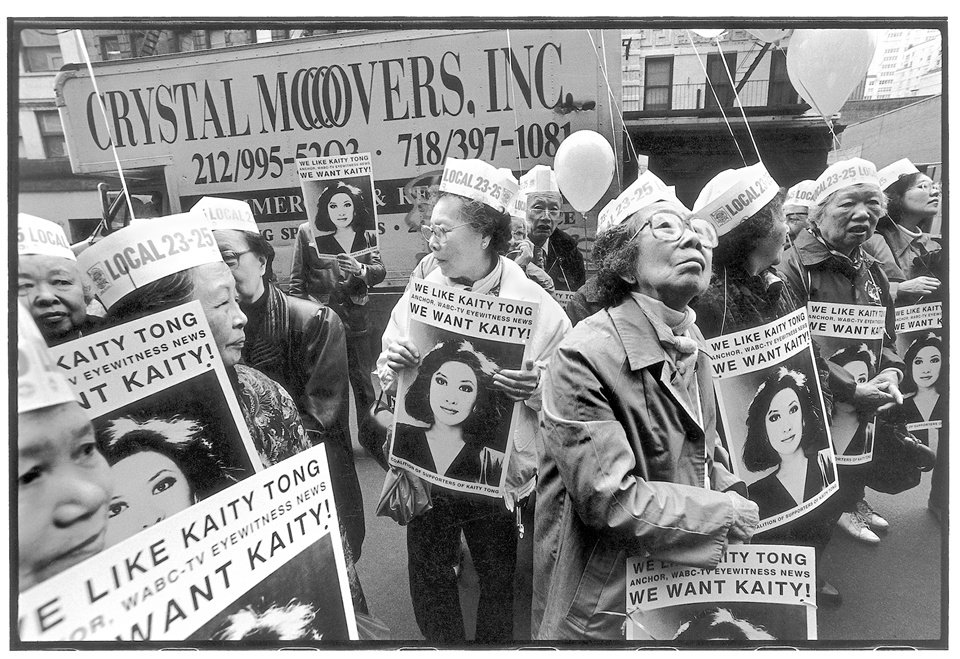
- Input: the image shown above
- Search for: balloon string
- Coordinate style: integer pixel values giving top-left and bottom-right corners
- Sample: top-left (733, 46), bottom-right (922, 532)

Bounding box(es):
top-left (688, 31), bottom-right (746, 165)
top-left (587, 29), bottom-right (637, 187)
top-left (75, 29), bottom-right (137, 226)
top-left (715, 38), bottom-right (762, 165)
top-left (505, 29), bottom-right (525, 175)
top-left (772, 42), bottom-right (842, 150)
top-left (599, 30), bottom-right (621, 188)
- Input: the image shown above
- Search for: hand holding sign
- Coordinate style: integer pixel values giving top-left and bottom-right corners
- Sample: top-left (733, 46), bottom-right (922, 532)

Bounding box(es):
top-left (898, 276), bottom-right (941, 298)
top-left (337, 253), bottom-right (362, 278)
top-left (492, 360), bottom-right (540, 402)
top-left (854, 373), bottom-right (902, 414)
top-left (384, 337), bottom-right (421, 373)
top-left (725, 491), bottom-right (760, 543)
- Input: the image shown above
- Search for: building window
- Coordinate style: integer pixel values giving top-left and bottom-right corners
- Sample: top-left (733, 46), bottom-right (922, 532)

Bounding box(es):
top-left (99, 36), bottom-right (122, 60)
top-left (704, 52), bottom-right (737, 109)
top-left (23, 45), bottom-right (63, 72)
top-left (20, 28), bottom-right (63, 72)
top-left (767, 49), bottom-right (799, 106)
top-left (37, 110), bottom-right (66, 158)
top-left (643, 57), bottom-right (673, 110)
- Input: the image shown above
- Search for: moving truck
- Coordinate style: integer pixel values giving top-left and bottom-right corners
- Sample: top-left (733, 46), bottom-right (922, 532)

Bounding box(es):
top-left (55, 28), bottom-right (622, 291)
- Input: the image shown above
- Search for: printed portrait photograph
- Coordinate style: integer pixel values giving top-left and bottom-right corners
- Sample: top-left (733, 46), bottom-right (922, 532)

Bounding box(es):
top-left (188, 533), bottom-right (352, 643)
top-left (716, 351), bottom-right (835, 524)
top-left (629, 601), bottom-right (811, 642)
top-left (92, 370), bottom-right (257, 547)
top-left (301, 174), bottom-right (380, 258)
top-left (822, 338), bottom-right (884, 458)
top-left (391, 324), bottom-right (526, 490)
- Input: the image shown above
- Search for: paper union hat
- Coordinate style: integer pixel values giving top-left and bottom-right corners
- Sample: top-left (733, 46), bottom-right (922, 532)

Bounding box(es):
top-left (509, 192), bottom-right (527, 221)
top-left (499, 168), bottom-right (527, 221)
top-left (596, 170), bottom-right (681, 236)
top-left (812, 157), bottom-right (879, 206)
top-left (77, 213), bottom-right (223, 311)
top-left (518, 164), bottom-right (561, 198)
top-left (877, 158), bottom-right (921, 191)
top-left (692, 163), bottom-right (779, 237)
top-left (191, 196), bottom-right (259, 233)
top-left (439, 158), bottom-right (519, 214)
top-left (784, 180), bottom-right (818, 209)
top-left (18, 303), bottom-right (79, 414)
top-left (18, 213), bottom-right (76, 261)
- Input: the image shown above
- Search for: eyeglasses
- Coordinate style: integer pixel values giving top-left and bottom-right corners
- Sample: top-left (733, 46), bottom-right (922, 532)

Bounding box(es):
top-left (221, 250), bottom-right (251, 268)
top-left (913, 181), bottom-right (942, 194)
top-left (631, 214), bottom-right (718, 249)
top-left (420, 223), bottom-right (470, 244)
top-left (528, 206), bottom-right (561, 219)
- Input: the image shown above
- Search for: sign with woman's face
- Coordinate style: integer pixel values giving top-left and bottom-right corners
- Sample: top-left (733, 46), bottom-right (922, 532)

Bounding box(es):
top-left (388, 282), bottom-right (539, 498)
top-left (296, 154), bottom-right (381, 258)
top-left (708, 308), bottom-right (837, 532)
top-left (105, 450), bottom-right (194, 547)
top-left (912, 345), bottom-right (941, 391)
top-left (765, 388), bottom-right (803, 458)
top-left (327, 192), bottom-right (356, 230)
top-left (428, 360), bottom-right (479, 427)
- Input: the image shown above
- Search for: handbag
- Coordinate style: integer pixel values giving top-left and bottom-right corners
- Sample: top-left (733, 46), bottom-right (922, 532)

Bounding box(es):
top-left (376, 465), bottom-right (433, 525)
top-left (373, 391), bottom-right (434, 524)
top-left (866, 416), bottom-right (936, 495)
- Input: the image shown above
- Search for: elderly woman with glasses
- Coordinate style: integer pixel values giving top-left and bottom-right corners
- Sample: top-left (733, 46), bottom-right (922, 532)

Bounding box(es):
top-left (377, 158), bottom-right (570, 643)
top-left (533, 172), bottom-right (759, 640)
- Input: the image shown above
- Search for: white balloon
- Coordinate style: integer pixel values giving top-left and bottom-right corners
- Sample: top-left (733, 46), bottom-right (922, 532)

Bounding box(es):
top-left (553, 131), bottom-right (615, 214)
top-left (787, 29), bottom-right (879, 118)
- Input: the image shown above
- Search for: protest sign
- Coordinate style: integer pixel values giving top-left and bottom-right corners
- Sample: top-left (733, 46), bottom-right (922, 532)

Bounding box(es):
top-left (552, 289), bottom-right (577, 308)
top-left (388, 280), bottom-right (539, 497)
top-left (807, 301), bottom-right (886, 465)
top-left (626, 545), bottom-right (817, 642)
top-left (709, 308), bottom-right (837, 532)
top-left (297, 153), bottom-right (381, 259)
top-left (48, 301), bottom-right (260, 547)
top-left (894, 302), bottom-right (943, 444)
top-left (18, 445), bottom-right (357, 643)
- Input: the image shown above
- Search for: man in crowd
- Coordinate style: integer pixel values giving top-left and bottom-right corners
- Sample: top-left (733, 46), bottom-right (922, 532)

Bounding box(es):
top-left (521, 165), bottom-right (586, 292)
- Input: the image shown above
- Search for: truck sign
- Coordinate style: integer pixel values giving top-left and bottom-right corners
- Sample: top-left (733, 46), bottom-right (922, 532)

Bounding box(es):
top-left (56, 28), bottom-right (622, 288)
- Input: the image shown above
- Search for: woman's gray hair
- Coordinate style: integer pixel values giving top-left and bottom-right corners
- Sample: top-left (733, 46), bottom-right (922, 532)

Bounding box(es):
top-left (442, 192), bottom-right (512, 255)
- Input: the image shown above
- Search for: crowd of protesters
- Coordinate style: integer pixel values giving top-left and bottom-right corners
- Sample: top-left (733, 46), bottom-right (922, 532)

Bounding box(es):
top-left (17, 145), bottom-right (943, 643)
